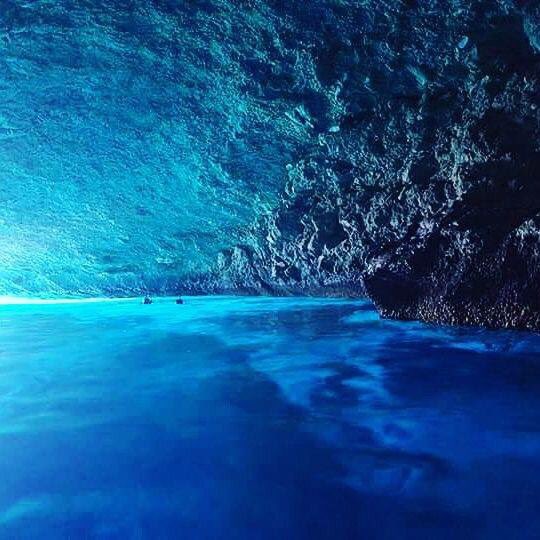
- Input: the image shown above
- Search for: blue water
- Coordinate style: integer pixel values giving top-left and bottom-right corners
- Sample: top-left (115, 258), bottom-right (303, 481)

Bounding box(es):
top-left (1, 297), bottom-right (540, 539)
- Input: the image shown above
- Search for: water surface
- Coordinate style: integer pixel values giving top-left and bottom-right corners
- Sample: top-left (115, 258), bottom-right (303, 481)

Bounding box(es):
top-left (1, 296), bottom-right (539, 539)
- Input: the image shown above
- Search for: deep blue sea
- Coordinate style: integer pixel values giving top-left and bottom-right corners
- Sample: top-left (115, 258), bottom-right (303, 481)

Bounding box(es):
top-left (1, 297), bottom-right (540, 539)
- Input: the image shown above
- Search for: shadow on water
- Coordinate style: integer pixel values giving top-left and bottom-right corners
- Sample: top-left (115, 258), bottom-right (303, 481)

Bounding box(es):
top-left (0, 298), bottom-right (540, 538)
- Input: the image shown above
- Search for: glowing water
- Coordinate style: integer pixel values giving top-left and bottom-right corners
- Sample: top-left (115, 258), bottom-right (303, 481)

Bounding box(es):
top-left (1, 297), bottom-right (539, 538)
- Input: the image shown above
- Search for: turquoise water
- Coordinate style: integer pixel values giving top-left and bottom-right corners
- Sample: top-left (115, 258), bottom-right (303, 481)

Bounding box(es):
top-left (1, 297), bottom-right (540, 539)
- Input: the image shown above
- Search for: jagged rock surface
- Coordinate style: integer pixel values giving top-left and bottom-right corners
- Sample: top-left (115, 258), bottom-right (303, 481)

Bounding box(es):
top-left (207, 0), bottom-right (540, 329)
top-left (2, 0), bottom-right (540, 330)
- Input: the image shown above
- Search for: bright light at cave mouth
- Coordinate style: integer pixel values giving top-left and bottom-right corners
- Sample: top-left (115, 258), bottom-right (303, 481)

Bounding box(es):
top-left (0, 296), bottom-right (137, 305)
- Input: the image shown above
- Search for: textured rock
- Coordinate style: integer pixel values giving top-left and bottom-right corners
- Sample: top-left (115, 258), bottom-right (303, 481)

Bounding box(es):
top-left (1, 0), bottom-right (539, 330)
top-left (207, 0), bottom-right (540, 330)
top-left (0, 0), bottom-right (301, 296)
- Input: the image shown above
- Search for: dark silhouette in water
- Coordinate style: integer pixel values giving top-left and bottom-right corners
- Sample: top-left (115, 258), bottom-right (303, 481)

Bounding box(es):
top-left (176, 298), bottom-right (184, 305)
top-left (143, 296), bottom-right (153, 305)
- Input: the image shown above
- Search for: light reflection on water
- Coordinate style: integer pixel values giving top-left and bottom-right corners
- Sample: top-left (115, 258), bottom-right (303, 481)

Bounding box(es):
top-left (0, 296), bottom-right (540, 539)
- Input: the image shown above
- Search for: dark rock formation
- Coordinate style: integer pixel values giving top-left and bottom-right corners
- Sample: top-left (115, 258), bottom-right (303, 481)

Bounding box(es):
top-left (208, 0), bottom-right (540, 330)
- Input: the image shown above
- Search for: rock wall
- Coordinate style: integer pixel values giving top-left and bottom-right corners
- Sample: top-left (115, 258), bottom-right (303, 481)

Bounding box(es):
top-left (2, 0), bottom-right (540, 330)
top-left (209, 0), bottom-right (540, 329)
